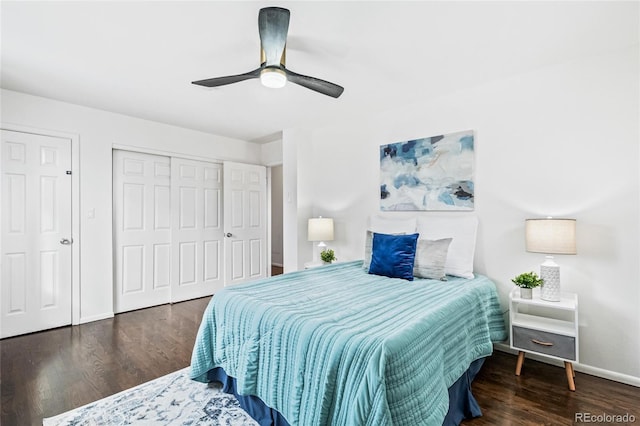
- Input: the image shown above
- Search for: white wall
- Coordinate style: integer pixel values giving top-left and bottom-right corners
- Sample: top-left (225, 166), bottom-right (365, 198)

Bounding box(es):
top-left (261, 139), bottom-right (283, 167)
top-left (289, 46), bottom-right (640, 383)
top-left (1, 89), bottom-right (261, 323)
top-left (282, 127), bottom-right (315, 273)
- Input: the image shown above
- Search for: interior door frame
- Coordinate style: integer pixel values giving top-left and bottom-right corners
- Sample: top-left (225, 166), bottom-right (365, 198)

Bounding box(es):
top-left (1, 122), bottom-right (81, 325)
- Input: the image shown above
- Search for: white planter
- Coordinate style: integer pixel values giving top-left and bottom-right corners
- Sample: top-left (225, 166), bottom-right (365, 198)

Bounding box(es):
top-left (520, 287), bottom-right (533, 299)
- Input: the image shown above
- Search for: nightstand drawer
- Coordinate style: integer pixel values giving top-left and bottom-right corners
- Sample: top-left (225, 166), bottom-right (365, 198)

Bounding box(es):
top-left (512, 326), bottom-right (576, 361)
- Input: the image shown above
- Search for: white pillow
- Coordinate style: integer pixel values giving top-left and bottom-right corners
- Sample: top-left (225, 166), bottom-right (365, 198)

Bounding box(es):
top-left (369, 215), bottom-right (417, 234)
top-left (416, 216), bottom-right (478, 279)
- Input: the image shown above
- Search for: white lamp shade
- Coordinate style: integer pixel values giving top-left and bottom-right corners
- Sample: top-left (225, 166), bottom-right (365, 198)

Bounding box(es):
top-left (308, 217), bottom-right (334, 242)
top-left (525, 218), bottom-right (576, 255)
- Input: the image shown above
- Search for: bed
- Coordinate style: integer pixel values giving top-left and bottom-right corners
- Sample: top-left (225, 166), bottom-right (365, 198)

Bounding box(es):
top-left (190, 259), bottom-right (506, 425)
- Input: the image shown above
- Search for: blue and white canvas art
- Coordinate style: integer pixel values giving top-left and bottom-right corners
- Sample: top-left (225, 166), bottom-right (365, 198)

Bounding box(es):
top-left (380, 130), bottom-right (474, 211)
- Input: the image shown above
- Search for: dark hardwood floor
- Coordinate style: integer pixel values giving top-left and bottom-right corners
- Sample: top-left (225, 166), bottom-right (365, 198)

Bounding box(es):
top-left (465, 351), bottom-right (640, 425)
top-left (2, 294), bottom-right (639, 425)
top-left (1, 296), bottom-right (211, 426)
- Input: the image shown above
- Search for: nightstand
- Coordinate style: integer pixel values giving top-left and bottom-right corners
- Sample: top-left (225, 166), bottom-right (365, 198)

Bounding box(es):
top-left (304, 261), bottom-right (325, 269)
top-left (509, 287), bottom-right (579, 391)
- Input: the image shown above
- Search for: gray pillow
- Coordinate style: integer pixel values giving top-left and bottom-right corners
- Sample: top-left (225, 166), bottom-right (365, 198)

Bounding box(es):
top-left (362, 230), bottom-right (375, 271)
top-left (413, 238), bottom-right (453, 280)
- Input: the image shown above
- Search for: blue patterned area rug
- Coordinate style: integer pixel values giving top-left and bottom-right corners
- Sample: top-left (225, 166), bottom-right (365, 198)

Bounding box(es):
top-left (43, 368), bottom-right (258, 426)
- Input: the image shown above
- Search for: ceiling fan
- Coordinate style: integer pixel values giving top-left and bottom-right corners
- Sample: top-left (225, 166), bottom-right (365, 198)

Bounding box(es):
top-left (192, 7), bottom-right (344, 98)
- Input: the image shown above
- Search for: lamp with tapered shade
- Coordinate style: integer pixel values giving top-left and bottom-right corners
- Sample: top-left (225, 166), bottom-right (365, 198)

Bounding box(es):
top-left (525, 218), bottom-right (576, 301)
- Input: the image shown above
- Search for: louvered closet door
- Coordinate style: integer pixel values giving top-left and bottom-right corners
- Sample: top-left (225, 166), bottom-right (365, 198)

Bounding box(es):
top-left (113, 150), bottom-right (171, 313)
top-left (1, 130), bottom-right (72, 338)
top-left (170, 158), bottom-right (224, 302)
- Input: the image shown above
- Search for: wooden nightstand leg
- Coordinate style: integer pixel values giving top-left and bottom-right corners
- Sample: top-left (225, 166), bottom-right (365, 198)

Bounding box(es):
top-left (564, 362), bottom-right (576, 391)
top-left (515, 351), bottom-right (525, 376)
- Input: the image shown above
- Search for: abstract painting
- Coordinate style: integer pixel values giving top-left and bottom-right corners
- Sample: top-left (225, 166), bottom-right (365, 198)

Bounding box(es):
top-left (380, 130), bottom-right (474, 211)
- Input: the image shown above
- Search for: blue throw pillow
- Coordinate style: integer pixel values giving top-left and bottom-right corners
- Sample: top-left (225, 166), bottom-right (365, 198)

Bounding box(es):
top-left (369, 232), bottom-right (419, 281)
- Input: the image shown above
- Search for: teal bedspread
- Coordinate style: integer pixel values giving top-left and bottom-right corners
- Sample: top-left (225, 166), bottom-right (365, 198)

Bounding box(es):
top-left (191, 261), bottom-right (507, 426)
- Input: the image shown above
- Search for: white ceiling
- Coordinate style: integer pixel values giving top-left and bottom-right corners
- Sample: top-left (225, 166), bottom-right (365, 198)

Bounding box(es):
top-left (1, 1), bottom-right (637, 143)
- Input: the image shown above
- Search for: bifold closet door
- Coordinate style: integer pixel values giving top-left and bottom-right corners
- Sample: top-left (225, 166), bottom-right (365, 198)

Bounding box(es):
top-left (113, 150), bottom-right (171, 313)
top-left (170, 158), bottom-right (224, 302)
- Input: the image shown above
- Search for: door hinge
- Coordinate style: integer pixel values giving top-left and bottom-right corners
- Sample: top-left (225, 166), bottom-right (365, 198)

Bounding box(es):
top-left (66, 170), bottom-right (72, 175)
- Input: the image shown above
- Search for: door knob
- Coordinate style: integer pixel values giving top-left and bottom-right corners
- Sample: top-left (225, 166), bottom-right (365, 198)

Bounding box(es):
top-left (60, 238), bottom-right (72, 245)
top-left (225, 233), bottom-right (233, 238)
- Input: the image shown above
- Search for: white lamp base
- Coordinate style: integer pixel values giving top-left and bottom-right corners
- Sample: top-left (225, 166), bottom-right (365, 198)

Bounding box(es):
top-left (312, 241), bottom-right (327, 263)
top-left (540, 256), bottom-right (561, 302)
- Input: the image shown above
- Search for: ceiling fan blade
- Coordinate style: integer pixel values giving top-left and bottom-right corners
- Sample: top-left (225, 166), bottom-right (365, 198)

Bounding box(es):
top-left (259, 7), bottom-right (290, 66)
top-left (191, 68), bottom-right (262, 87)
top-left (284, 68), bottom-right (344, 98)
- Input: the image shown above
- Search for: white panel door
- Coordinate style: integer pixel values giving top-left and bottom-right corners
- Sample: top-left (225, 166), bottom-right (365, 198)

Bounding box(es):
top-left (171, 158), bottom-right (224, 302)
top-left (1, 130), bottom-right (72, 338)
top-left (223, 161), bottom-right (267, 286)
top-left (113, 150), bottom-right (171, 313)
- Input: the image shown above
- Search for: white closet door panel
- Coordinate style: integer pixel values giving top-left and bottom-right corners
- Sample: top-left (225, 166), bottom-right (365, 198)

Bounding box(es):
top-left (113, 150), bottom-right (170, 313)
top-left (203, 240), bottom-right (220, 281)
top-left (154, 185), bottom-right (171, 230)
top-left (6, 253), bottom-right (26, 313)
top-left (7, 173), bottom-right (26, 233)
top-left (223, 161), bottom-right (267, 286)
top-left (1, 130), bottom-right (72, 338)
top-left (171, 158), bottom-right (223, 302)
top-left (179, 186), bottom-right (197, 229)
top-left (179, 241), bottom-right (197, 285)
top-left (204, 188), bottom-right (220, 228)
top-left (122, 245), bottom-right (145, 293)
top-left (123, 183), bottom-right (145, 230)
top-left (153, 243), bottom-right (171, 288)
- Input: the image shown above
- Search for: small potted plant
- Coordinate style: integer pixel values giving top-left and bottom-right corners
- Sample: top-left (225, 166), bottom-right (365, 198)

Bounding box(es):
top-left (511, 271), bottom-right (543, 299)
top-left (320, 249), bottom-right (336, 264)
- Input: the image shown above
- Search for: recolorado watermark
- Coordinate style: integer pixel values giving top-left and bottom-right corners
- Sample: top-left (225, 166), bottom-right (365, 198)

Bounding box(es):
top-left (575, 412), bottom-right (636, 423)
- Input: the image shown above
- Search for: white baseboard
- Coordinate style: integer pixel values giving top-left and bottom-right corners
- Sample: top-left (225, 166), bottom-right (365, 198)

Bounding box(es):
top-left (78, 312), bottom-right (114, 325)
top-left (494, 343), bottom-right (640, 388)
top-left (271, 262), bottom-right (283, 267)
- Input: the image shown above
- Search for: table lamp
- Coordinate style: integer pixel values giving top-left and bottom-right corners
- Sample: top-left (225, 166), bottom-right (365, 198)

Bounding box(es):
top-left (525, 218), bottom-right (576, 301)
top-left (308, 217), bottom-right (334, 249)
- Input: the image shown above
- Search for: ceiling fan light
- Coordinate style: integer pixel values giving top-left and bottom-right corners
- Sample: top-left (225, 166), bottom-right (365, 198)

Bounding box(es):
top-left (260, 68), bottom-right (287, 88)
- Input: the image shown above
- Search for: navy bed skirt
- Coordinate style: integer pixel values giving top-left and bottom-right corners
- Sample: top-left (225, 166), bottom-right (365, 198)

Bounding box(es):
top-left (207, 357), bottom-right (485, 426)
